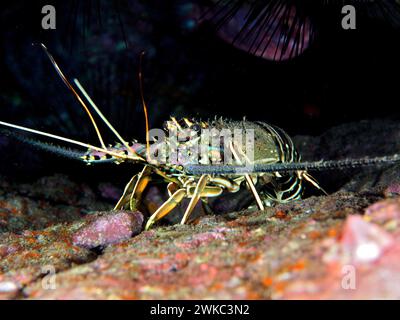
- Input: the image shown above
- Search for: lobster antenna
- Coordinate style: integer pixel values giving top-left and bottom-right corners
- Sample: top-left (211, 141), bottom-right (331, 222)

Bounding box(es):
top-left (40, 44), bottom-right (107, 150)
top-left (139, 51), bottom-right (151, 161)
top-left (185, 154), bottom-right (400, 174)
top-left (73, 79), bottom-right (144, 161)
top-left (8, 132), bottom-right (115, 164)
top-left (0, 120), bottom-right (139, 162)
top-left (11, 134), bottom-right (86, 160)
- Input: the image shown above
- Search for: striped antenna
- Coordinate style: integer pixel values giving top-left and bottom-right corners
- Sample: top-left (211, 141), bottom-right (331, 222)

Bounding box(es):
top-left (10, 133), bottom-right (85, 160)
top-left (0, 120), bottom-right (137, 162)
top-left (185, 154), bottom-right (400, 175)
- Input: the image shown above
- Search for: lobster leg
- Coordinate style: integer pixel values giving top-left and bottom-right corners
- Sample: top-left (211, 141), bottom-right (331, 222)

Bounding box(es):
top-left (200, 186), bottom-right (224, 197)
top-left (128, 165), bottom-right (152, 211)
top-left (209, 177), bottom-right (240, 193)
top-left (299, 171), bottom-right (328, 195)
top-left (180, 174), bottom-right (210, 225)
top-left (114, 174), bottom-right (139, 210)
top-left (129, 175), bottom-right (152, 211)
top-left (145, 188), bottom-right (187, 230)
top-left (114, 165), bottom-right (152, 211)
top-left (229, 141), bottom-right (265, 210)
top-left (244, 175), bottom-right (265, 210)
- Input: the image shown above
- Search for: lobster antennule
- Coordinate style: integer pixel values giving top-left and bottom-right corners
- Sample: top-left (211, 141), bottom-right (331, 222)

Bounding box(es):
top-left (73, 79), bottom-right (145, 161)
top-left (139, 51), bottom-right (151, 162)
top-left (41, 44), bottom-right (144, 161)
top-left (185, 154), bottom-right (400, 174)
top-left (40, 43), bottom-right (107, 150)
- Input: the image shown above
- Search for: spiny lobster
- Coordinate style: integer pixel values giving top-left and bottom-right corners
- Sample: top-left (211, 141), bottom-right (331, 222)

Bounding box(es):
top-left (1, 44), bottom-right (400, 230)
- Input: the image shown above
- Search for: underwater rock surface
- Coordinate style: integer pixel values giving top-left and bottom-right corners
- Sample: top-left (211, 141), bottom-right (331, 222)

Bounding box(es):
top-left (1, 119), bottom-right (400, 299)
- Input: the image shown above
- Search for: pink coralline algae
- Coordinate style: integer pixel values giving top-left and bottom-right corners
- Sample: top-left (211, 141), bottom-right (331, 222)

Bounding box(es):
top-left (0, 281), bottom-right (19, 299)
top-left (72, 211), bottom-right (144, 249)
top-left (324, 215), bottom-right (394, 265)
top-left (341, 215), bottom-right (393, 264)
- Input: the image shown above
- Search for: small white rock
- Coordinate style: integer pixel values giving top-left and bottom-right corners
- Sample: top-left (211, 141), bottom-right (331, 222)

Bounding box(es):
top-left (0, 281), bottom-right (18, 293)
top-left (355, 242), bottom-right (380, 263)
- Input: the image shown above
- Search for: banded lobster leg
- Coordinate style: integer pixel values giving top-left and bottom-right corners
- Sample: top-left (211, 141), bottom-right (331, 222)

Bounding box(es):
top-left (229, 141), bottom-right (265, 210)
top-left (117, 172), bottom-right (235, 230)
top-left (297, 171), bottom-right (328, 195)
top-left (114, 165), bottom-right (152, 211)
top-left (145, 175), bottom-right (224, 230)
top-left (145, 188), bottom-right (187, 230)
top-left (180, 174), bottom-right (210, 225)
